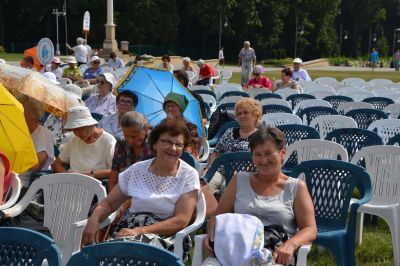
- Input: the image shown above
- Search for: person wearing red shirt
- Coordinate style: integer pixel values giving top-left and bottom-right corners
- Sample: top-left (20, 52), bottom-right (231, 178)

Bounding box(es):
top-left (196, 59), bottom-right (215, 85)
top-left (244, 65), bottom-right (272, 91)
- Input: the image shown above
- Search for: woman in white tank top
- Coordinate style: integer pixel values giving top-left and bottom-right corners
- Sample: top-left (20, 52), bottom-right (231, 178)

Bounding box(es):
top-left (203, 126), bottom-right (316, 266)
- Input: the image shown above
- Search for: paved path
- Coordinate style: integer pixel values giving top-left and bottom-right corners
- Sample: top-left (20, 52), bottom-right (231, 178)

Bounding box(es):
top-left (220, 65), bottom-right (398, 73)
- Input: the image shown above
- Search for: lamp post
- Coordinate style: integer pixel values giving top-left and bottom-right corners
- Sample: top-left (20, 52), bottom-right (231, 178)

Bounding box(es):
top-left (392, 28), bottom-right (400, 54)
top-left (63, 0), bottom-right (68, 55)
top-left (339, 23), bottom-right (349, 57)
top-left (294, 20), bottom-right (304, 58)
top-left (52, 8), bottom-right (66, 56)
top-left (218, 13), bottom-right (228, 51)
top-left (368, 27), bottom-right (377, 53)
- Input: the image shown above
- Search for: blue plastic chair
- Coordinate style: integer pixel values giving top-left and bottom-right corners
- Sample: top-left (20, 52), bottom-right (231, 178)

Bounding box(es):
top-left (276, 124), bottom-right (320, 145)
top-left (387, 133), bottom-right (400, 145)
top-left (262, 104), bottom-right (292, 115)
top-left (180, 150), bottom-right (196, 168)
top-left (0, 227), bottom-right (62, 266)
top-left (298, 106), bottom-right (338, 125)
top-left (323, 95), bottom-right (354, 110)
top-left (362, 96), bottom-right (394, 110)
top-left (345, 108), bottom-right (388, 129)
top-left (208, 121), bottom-right (239, 146)
top-left (325, 128), bottom-right (383, 160)
top-left (203, 151), bottom-right (256, 185)
top-left (67, 242), bottom-right (184, 266)
top-left (202, 101), bottom-right (212, 120)
top-left (254, 93), bottom-right (282, 101)
top-left (215, 102), bottom-right (236, 114)
top-left (291, 160), bottom-right (372, 266)
top-left (91, 112), bottom-right (104, 122)
top-left (220, 90), bottom-right (249, 100)
top-left (286, 93), bottom-right (316, 110)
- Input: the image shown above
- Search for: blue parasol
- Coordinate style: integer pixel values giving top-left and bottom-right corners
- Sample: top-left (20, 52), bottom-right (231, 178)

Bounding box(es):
top-left (115, 66), bottom-right (206, 137)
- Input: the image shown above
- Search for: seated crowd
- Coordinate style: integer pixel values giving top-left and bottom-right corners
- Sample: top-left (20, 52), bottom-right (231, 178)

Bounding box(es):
top-left (0, 53), bottom-right (319, 266)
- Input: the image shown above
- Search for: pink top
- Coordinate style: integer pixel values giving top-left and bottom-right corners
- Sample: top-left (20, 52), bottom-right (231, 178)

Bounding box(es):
top-left (245, 76), bottom-right (272, 90)
top-left (0, 149), bottom-right (11, 204)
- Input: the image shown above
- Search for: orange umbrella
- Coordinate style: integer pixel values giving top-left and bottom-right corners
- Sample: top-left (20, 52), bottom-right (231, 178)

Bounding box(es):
top-left (0, 63), bottom-right (80, 117)
top-left (21, 46), bottom-right (43, 71)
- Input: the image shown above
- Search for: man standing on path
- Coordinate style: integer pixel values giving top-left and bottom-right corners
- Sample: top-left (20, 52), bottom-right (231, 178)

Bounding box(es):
top-left (218, 47), bottom-right (225, 66)
top-left (238, 41), bottom-right (256, 87)
top-left (292, 58), bottom-right (311, 81)
top-left (393, 49), bottom-right (400, 71)
top-left (370, 48), bottom-right (379, 71)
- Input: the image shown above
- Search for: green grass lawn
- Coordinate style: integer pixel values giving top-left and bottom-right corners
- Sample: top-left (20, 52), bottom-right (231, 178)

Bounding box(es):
top-left (230, 70), bottom-right (400, 84)
top-left (0, 52), bottom-right (24, 61)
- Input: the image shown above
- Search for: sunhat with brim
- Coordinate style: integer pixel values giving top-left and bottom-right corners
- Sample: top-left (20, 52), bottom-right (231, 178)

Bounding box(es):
top-left (64, 106), bottom-right (98, 130)
top-left (65, 56), bottom-right (77, 64)
top-left (89, 56), bottom-right (105, 66)
top-left (43, 72), bottom-right (60, 85)
top-left (52, 57), bottom-right (62, 64)
top-left (253, 65), bottom-right (265, 74)
top-left (99, 73), bottom-right (116, 89)
top-left (293, 58), bottom-right (303, 64)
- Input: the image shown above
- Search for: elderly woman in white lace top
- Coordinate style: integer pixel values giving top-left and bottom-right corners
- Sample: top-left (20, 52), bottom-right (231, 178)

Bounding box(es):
top-left (82, 118), bottom-right (200, 257)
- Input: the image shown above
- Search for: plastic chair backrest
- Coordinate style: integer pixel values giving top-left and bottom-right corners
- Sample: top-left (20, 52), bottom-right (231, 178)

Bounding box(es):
top-left (367, 118), bottom-right (400, 144)
top-left (220, 91), bottom-right (249, 100)
top-left (341, 90), bottom-right (376, 102)
top-left (276, 124), bottom-right (320, 145)
top-left (262, 104), bottom-right (292, 115)
top-left (246, 87), bottom-right (270, 98)
top-left (255, 93), bottom-right (282, 101)
top-left (387, 133), bottom-right (400, 145)
top-left (0, 173), bottom-right (21, 210)
top-left (180, 151), bottom-right (196, 168)
top-left (208, 121), bottom-right (239, 146)
top-left (215, 85), bottom-right (242, 100)
top-left (260, 98), bottom-right (291, 108)
top-left (325, 128), bottom-right (383, 160)
top-left (351, 145), bottom-right (400, 205)
top-left (220, 70), bottom-right (233, 84)
top-left (293, 99), bottom-right (332, 115)
top-left (323, 95), bottom-right (354, 110)
top-left (203, 152), bottom-right (256, 185)
top-left (308, 90), bottom-right (336, 99)
top-left (283, 139), bottom-right (349, 170)
top-left (190, 85), bottom-right (211, 92)
top-left (219, 95), bottom-right (244, 105)
top-left (298, 106), bottom-right (338, 125)
top-left (309, 115), bottom-right (358, 139)
top-left (286, 93), bottom-right (316, 110)
top-left (345, 108), bottom-right (388, 129)
top-left (262, 113), bottom-right (302, 127)
top-left (314, 77), bottom-right (337, 83)
top-left (215, 102), bottom-right (236, 114)
top-left (384, 103), bottom-right (400, 119)
top-left (0, 227), bottom-right (62, 266)
top-left (362, 96), bottom-right (394, 110)
top-left (342, 77), bottom-right (365, 85)
top-left (369, 78), bottom-right (393, 86)
top-left (337, 101), bottom-right (374, 115)
top-left (67, 242), bottom-right (184, 266)
top-left (91, 112), bottom-right (103, 122)
top-left (57, 78), bottom-right (72, 86)
top-left (275, 88), bottom-right (300, 99)
top-left (291, 159), bottom-right (371, 229)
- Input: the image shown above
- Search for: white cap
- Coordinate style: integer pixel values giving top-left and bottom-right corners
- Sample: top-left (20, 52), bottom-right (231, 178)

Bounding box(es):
top-left (64, 106), bottom-right (98, 129)
top-left (100, 73), bottom-right (116, 89)
top-left (43, 72), bottom-right (60, 85)
top-left (65, 56), bottom-right (77, 64)
top-left (293, 58), bottom-right (303, 64)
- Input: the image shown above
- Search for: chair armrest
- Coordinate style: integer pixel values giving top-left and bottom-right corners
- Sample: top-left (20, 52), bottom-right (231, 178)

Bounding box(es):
top-left (296, 244), bottom-right (311, 266)
top-left (0, 174), bottom-right (21, 210)
top-left (192, 234), bottom-right (207, 266)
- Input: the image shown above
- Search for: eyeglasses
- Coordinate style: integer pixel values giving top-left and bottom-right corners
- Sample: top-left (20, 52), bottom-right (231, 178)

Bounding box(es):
top-left (159, 138), bottom-right (185, 149)
top-left (118, 100), bottom-right (133, 106)
top-left (93, 61), bottom-right (100, 64)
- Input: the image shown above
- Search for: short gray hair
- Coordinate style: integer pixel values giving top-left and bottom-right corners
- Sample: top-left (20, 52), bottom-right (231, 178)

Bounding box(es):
top-left (244, 41), bottom-right (250, 46)
top-left (16, 94), bottom-right (45, 119)
top-left (76, 37), bottom-right (84, 45)
top-left (120, 111), bottom-right (148, 130)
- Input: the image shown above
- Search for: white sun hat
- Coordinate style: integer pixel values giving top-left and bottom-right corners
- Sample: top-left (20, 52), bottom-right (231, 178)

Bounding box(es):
top-left (63, 106), bottom-right (98, 129)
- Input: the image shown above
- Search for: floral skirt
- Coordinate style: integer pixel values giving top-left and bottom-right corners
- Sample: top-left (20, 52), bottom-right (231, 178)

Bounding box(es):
top-left (108, 212), bottom-right (192, 261)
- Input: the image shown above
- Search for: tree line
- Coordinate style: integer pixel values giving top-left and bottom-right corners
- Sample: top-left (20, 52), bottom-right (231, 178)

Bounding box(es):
top-left (1, 0), bottom-right (399, 61)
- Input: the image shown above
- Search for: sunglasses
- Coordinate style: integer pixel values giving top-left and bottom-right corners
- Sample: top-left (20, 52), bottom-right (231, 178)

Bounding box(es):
top-left (93, 61), bottom-right (100, 64)
top-left (97, 80), bottom-right (106, 85)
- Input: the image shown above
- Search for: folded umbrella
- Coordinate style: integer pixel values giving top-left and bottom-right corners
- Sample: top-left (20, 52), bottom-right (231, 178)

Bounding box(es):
top-left (0, 84), bottom-right (38, 173)
top-left (115, 66), bottom-right (206, 137)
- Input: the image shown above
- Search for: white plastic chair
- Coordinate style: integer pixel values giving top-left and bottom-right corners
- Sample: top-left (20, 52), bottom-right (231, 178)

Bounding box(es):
top-left (246, 87), bottom-right (270, 98)
top-left (102, 66), bottom-right (114, 73)
top-left (284, 139), bottom-right (349, 166)
top-left (0, 173), bottom-right (21, 210)
top-left (192, 235), bottom-right (311, 266)
top-left (174, 192), bottom-right (206, 260)
top-left (219, 95), bottom-right (244, 105)
top-left (209, 69), bottom-right (221, 89)
top-left (2, 173), bottom-right (114, 265)
top-left (363, 85), bottom-right (389, 92)
top-left (303, 84), bottom-right (335, 93)
top-left (260, 98), bottom-right (291, 109)
top-left (337, 101), bottom-right (374, 115)
top-left (197, 138), bottom-right (210, 163)
top-left (367, 119), bottom-right (400, 144)
top-left (186, 70), bottom-right (196, 86)
top-left (190, 85), bottom-right (212, 92)
top-left (57, 78), bottom-right (73, 86)
top-left (214, 85), bottom-right (242, 100)
top-left (308, 89), bottom-right (336, 99)
top-left (351, 145), bottom-right (400, 266)
top-left (314, 77), bottom-right (337, 84)
top-left (197, 93), bottom-right (217, 113)
top-left (342, 77), bottom-right (365, 85)
top-left (262, 113), bottom-right (302, 127)
top-left (79, 64), bottom-right (88, 74)
top-left (220, 70), bottom-right (232, 84)
top-left (293, 99), bottom-right (332, 114)
top-left (384, 103), bottom-right (400, 119)
top-left (275, 88), bottom-right (299, 99)
top-left (309, 115), bottom-right (358, 139)
top-left (369, 78), bottom-right (393, 86)
top-left (340, 90), bottom-right (376, 102)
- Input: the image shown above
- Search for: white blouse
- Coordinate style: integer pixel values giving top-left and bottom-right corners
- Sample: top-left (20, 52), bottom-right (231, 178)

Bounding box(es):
top-left (119, 158), bottom-right (200, 219)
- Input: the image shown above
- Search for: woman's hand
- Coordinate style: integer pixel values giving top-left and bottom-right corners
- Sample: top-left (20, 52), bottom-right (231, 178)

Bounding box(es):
top-left (116, 227), bottom-right (144, 238)
top-left (203, 229), bottom-right (215, 257)
top-left (81, 218), bottom-right (100, 247)
top-left (272, 241), bottom-right (298, 266)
